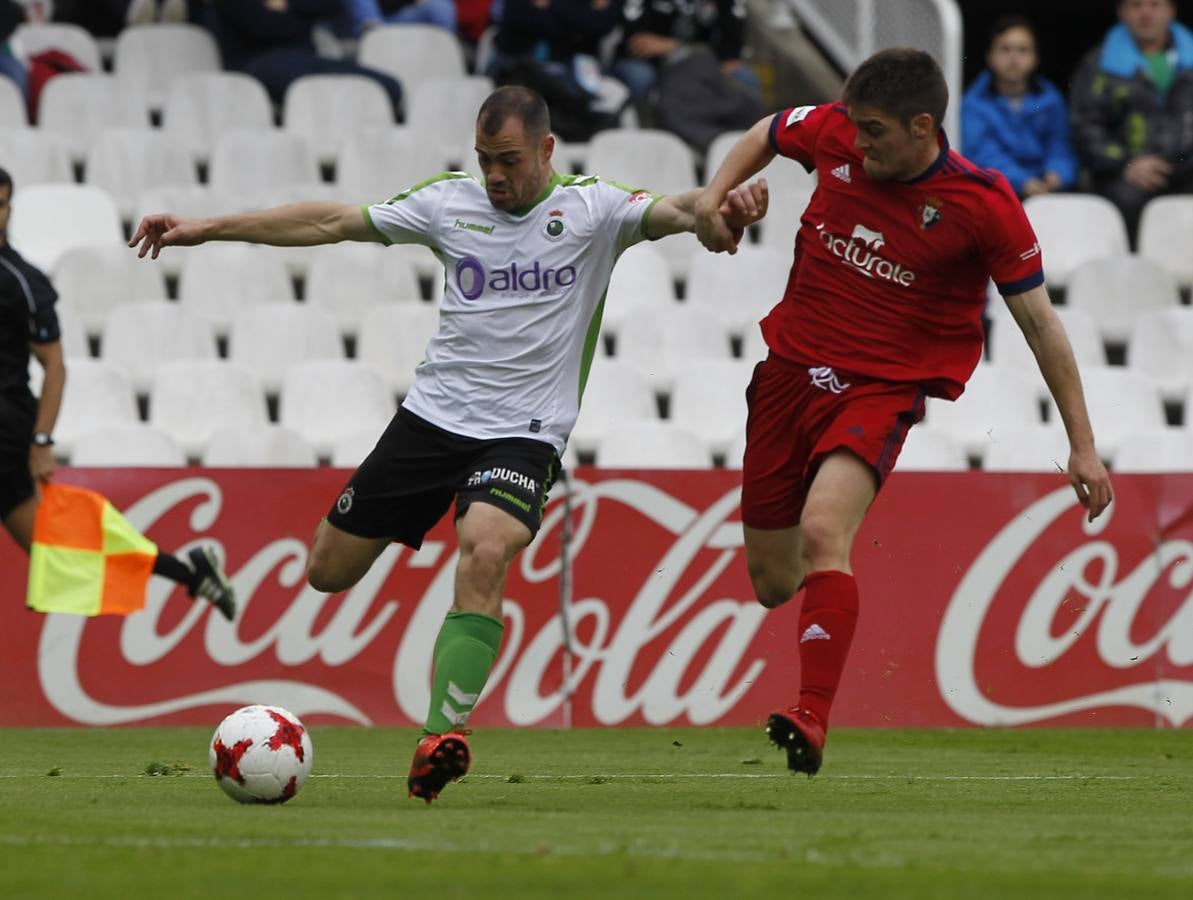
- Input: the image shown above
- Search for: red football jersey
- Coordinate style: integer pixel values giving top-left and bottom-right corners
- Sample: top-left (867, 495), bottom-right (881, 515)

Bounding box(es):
top-left (761, 103), bottom-right (1045, 399)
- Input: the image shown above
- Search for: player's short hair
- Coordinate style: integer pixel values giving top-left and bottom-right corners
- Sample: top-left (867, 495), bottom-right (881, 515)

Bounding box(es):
top-left (0, 167), bottom-right (11, 194)
top-left (477, 86), bottom-right (551, 139)
top-left (988, 14), bottom-right (1038, 48)
top-left (843, 48), bottom-right (949, 132)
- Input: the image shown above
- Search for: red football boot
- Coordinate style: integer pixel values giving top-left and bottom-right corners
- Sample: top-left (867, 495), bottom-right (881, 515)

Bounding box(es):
top-left (765, 707), bottom-right (825, 777)
top-left (407, 731), bottom-right (471, 804)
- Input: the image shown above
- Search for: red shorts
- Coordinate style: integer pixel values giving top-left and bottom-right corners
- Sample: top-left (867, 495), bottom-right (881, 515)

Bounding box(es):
top-left (741, 353), bottom-right (926, 530)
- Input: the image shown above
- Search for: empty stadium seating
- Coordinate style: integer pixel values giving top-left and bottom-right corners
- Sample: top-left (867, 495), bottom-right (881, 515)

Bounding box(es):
top-left (283, 74), bottom-right (395, 166)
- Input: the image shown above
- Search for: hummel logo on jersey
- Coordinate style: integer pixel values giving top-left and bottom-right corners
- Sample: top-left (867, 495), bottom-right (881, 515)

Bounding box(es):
top-left (453, 218), bottom-right (495, 235)
top-left (801, 624), bottom-right (831, 643)
top-left (808, 367), bottom-right (850, 394)
top-left (831, 164), bottom-right (851, 183)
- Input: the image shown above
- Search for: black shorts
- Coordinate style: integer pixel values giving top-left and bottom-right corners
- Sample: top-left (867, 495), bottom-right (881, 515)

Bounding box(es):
top-left (0, 397), bottom-right (34, 520)
top-left (326, 408), bottom-right (560, 548)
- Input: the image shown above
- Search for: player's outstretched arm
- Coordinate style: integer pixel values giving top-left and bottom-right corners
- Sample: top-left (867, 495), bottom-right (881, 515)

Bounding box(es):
top-left (1004, 284), bottom-right (1114, 521)
top-left (645, 180), bottom-right (768, 246)
top-left (128, 202), bottom-right (382, 260)
top-left (694, 115), bottom-right (776, 253)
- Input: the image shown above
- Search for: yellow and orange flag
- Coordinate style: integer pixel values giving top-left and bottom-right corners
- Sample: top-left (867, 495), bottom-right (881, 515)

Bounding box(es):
top-left (26, 482), bottom-right (158, 616)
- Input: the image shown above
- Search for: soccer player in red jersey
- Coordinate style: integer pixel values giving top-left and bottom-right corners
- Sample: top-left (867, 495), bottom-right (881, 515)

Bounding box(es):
top-left (694, 49), bottom-right (1114, 775)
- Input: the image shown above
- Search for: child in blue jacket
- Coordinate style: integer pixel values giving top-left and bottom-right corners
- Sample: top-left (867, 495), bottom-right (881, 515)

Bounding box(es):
top-left (962, 16), bottom-right (1078, 198)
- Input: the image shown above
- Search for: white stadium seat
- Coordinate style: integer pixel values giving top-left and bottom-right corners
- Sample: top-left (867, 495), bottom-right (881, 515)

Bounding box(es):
top-left (569, 359), bottom-right (658, 454)
top-left (980, 425), bottom-right (1071, 472)
top-left (279, 361), bottom-right (395, 456)
top-left (53, 359), bottom-right (139, 455)
top-left (1047, 366), bottom-right (1166, 460)
top-left (0, 130), bottom-right (73, 189)
top-left (163, 72), bottom-right (273, 163)
top-left (12, 22), bottom-right (103, 73)
top-left (8, 184), bottom-right (123, 273)
top-left (587, 129), bottom-right (698, 197)
top-left (601, 241), bottom-right (676, 335)
top-left (610, 304), bottom-right (732, 391)
top-left (149, 361), bottom-right (268, 457)
top-left (895, 426), bottom-right (969, 471)
top-left (284, 74), bottom-right (395, 166)
top-left (228, 303), bottom-right (344, 395)
top-left (1113, 429), bottom-right (1193, 472)
top-left (0, 76), bottom-right (25, 130)
top-left (924, 363), bottom-right (1042, 459)
top-left (336, 127), bottom-right (451, 203)
top-left (330, 429), bottom-right (382, 468)
top-left (38, 74), bottom-right (146, 163)
top-left (53, 245), bottom-right (167, 338)
top-left (203, 425), bottom-right (317, 468)
top-left (1126, 308), bottom-right (1193, 404)
top-left (1065, 256), bottom-right (1179, 344)
top-left (406, 76), bottom-right (495, 165)
top-left (1023, 194), bottom-right (1129, 288)
top-left (100, 300), bottom-right (217, 393)
top-left (207, 129), bottom-right (320, 203)
top-left (1138, 195), bottom-right (1193, 288)
top-left (684, 246), bottom-right (792, 335)
top-left (305, 243), bottom-right (423, 337)
top-left (114, 24), bottom-right (222, 115)
top-left (177, 244), bottom-right (295, 335)
top-left (40, 300), bottom-right (89, 360)
top-left (70, 424), bottom-right (186, 467)
top-left (985, 306), bottom-right (1107, 399)
top-left (668, 359), bottom-right (755, 455)
top-left (357, 24), bottom-right (467, 96)
top-left (354, 303), bottom-right (441, 395)
top-left (595, 421), bottom-right (711, 469)
top-left (85, 128), bottom-right (197, 221)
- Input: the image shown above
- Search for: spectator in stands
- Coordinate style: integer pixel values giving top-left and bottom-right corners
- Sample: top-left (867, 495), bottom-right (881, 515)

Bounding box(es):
top-left (336, 0), bottom-right (457, 37)
top-left (0, 1), bottom-right (26, 98)
top-left (612, 0), bottom-right (759, 102)
top-left (204, 0), bottom-right (404, 116)
top-left (489, 0), bottom-right (622, 141)
top-left (1071, 0), bottom-right (1193, 243)
top-left (611, 0), bottom-right (765, 151)
top-left (962, 16), bottom-right (1077, 199)
top-left (52, 0), bottom-right (133, 35)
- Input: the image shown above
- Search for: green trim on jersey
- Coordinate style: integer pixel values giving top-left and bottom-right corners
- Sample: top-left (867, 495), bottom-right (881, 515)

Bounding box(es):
top-left (577, 289), bottom-right (608, 405)
top-left (508, 172), bottom-right (566, 218)
top-left (639, 195), bottom-right (663, 241)
top-left (360, 205), bottom-right (393, 245)
top-left (386, 171), bottom-right (474, 205)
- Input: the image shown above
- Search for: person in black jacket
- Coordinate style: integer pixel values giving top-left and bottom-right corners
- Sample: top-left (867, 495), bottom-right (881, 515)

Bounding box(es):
top-left (1070, 0), bottom-right (1193, 242)
top-left (205, 0), bottom-right (404, 116)
top-left (612, 0), bottom-right (758, 101)
top-left (0, 168), bottom-right (235, 620)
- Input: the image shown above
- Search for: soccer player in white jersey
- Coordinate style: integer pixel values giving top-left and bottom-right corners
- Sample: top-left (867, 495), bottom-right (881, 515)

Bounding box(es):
top-left (130, 86), bottom-right (767, 804)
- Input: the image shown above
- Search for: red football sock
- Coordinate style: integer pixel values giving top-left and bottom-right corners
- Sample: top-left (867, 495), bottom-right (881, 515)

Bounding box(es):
top-left (796, 570), bottom-right (859, 727)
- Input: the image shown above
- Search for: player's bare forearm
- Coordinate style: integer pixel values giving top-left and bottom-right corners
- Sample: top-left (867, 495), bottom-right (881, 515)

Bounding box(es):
top-left (695, 116), bottom-right (775, 251)
top-left (130, 202), bottom-right (379, 259)
top-left (1005, 285), bottom-right (1113, 520)
top-left (645, 189), bottom-right (703, 239)
top-left (30, 340), bottom-right (64, 438)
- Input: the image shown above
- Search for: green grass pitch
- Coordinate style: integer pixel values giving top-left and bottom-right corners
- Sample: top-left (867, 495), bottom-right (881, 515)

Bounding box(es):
top-left (1, 727), bottom-right (1191, 899)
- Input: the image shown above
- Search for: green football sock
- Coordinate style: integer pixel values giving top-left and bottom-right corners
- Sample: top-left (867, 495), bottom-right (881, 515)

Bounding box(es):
top-left (421, 611), bottom-right (504, 737)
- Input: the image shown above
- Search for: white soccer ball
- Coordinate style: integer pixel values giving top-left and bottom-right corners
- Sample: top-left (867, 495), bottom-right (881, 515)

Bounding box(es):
top-left (209, 704), bottom-right (313, 804)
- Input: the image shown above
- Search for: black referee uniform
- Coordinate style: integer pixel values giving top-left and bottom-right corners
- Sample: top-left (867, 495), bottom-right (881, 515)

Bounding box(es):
top-left (0, 243), bottom-right (59, 520)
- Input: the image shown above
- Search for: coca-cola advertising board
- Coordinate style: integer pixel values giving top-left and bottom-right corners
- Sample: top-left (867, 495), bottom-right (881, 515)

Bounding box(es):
top-left (1, 468), bottom-right (1190, 729)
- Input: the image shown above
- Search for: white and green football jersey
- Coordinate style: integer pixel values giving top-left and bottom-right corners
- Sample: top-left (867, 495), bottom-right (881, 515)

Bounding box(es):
top-left (363, 171), bottom-right (660, 454)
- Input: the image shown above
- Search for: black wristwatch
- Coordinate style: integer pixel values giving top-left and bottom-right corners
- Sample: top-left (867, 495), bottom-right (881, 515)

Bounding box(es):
top-left (31, 432), bottom-right (54, 447)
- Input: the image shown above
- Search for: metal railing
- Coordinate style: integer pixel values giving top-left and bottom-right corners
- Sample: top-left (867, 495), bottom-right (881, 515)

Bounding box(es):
top-left (782, 0), bottom-right (963, 139)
